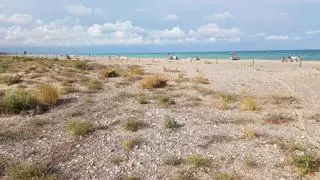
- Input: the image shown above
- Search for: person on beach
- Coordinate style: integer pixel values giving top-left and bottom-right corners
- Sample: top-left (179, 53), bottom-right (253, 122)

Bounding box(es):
top-left (282, 57), bottom-right (286, 62)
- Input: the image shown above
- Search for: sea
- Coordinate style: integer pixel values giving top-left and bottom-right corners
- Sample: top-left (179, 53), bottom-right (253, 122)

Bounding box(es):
top-left (88, 50), bottom-right (320, 61)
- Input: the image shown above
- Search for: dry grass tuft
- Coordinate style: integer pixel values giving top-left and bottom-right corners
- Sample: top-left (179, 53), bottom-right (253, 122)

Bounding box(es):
top-left (186, 154), bottom-right (211, 170)
top-left (2, 75), bottom-right (22, 85)
top-left (212, 172), bottom-right (234, 180)
top-left (108, 155), bottom-right (123, 165)
top-left (203, 61), bottom-right (212, 64)
top-left (172, 170), bottom-right (197, 180)
top-left (243, 126), bottom-right (257, 140)
top-left (241, 97), bottom-right (257, 111)
top-left (86, 79), bottom-right (103, 91)
top-left (264, 113), bottom-right (294, 124)
top-left (163, 155), bottom-right (183, 166)
top-left (122, 137), bottom-right (141, 151)
top-left (36, 84), bottom-right (59, 105)
top-left (158, 96), bottom-right (175, 106)
top-left (121, 119), bottom-right (148, 132)
top-left (140, 76), bottom-right (168, 89)
top-left (5, 164), bottom-right (57, 180)
top-left (244, 155), bottom-right (258, 168)
top-left (128, 65), bottom-right (143, 76)
top-left (67, 121), bottom-right (92, 136)
top-left (270, 95), bottom-right (297, 105)
top-left (100, 69), bottom-right (120, 78)
top-left (191, 76), bottom-right (210, 85)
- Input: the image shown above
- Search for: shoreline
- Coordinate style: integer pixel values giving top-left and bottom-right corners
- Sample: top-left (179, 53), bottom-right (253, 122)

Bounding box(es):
top-left (3, 54), bottom-right (320, 63)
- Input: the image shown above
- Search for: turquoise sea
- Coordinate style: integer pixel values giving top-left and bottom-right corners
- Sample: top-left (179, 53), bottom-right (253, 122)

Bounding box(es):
top-left (90, 50), bottom-right (320, 61)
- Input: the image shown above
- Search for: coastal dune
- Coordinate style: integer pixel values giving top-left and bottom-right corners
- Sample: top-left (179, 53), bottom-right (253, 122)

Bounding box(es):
top-left (0, 55), bottom-right (319, 179)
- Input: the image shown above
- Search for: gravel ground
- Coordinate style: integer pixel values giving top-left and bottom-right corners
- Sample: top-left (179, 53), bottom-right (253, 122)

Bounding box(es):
top-left (1, 58), bottom-right (320, 180)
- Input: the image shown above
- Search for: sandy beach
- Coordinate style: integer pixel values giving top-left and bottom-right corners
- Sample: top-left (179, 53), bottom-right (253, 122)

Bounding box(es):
top-left (0, 55), bottom-right (320, 179)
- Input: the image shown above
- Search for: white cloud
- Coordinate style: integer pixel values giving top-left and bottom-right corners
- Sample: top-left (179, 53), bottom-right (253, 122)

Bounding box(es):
top-left (0, 13), bottom-right (33, 24)
top-left (251, 33), bottom-right (267, 37)
top-left (63, 4), bottom-right (92, 16)
top-left (265, 35), bottom-right (289, 40)
top-left (227, 37), bottom-right (240, 42)
top-left (87, 24), bottom-right (102, 37)
top-left (205, 12), bottom-right (233, 20)
top-left (193, 23), bottom-right (241, 38)
top-left (151, 26), bottom-right (185, 38)
top-left (161, 14), bottom-right (179, 21)
top-left (0, 19), bottom-right (242, 46)
top-left (306, 30), bottom-right (320, 35)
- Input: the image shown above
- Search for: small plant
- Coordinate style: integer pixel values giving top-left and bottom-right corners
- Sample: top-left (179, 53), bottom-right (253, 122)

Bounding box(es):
top-left (122, 176), bottom-right (140, 180)
top-left (67, 121), bottom-right (92, 136)
top-left (115, 92), bottom-right (136, 101)
top-left (241, 97), bottom-right (256, 111)
top-left (36, 84), bottom-right (59, 105)
top-left (244, 155), bottom-right (258, 168)
top-left (3, 75), bottom-right (22, 85)
top-left (294, 153), bottom-right (319, 174)
top-left (100, 69), bottom-right (120, 78)
top-left (158, 96), bottom-right (175, 106)
top-left (271, 96), bottom-right (297, 104)
top-left (243, 126), bottom-right (257, 140)
top-left (164, 116), bottom-right (181, 129)
top-left (172, 170), bottom-right (197, 180)
top-left (163, 155), bottom-right (183, 166)
top-left (5, 164), bottom-right (57, 180)
top-left (186, 154), bottom-right (211, 170)
top-left (66, 55), bottom-right (72, 60)
top-left (191, 76), bottom-right (209, 84)
top-left (122, 137), bottom-right (141, 151)
top-left (264, 113), bottom-right (294, 124)
top-left (140, 76), bottom-right (167, 89)
top-left (121, 119), bottom-right (147, 132)
top-left (220, 93), bottom-right (238, 103)
top-left (74, 61), bottom-right (87, 70)
top-left (138, 95), bottom-right (149, 104)
top-left (128, 65), bottom-right (143, 76)
top-left (86, 79), bottom-right (103, 90)
top-left (0, 62), bottom-right (9, 73)
top-left (108, 155), bottom-right (123, 165)
top-left (213, 172), bottom-right (234, 180)
top-left (0, 89), bottom-right (35, 114)
top-left (204, 61), bottom-right (212, 64)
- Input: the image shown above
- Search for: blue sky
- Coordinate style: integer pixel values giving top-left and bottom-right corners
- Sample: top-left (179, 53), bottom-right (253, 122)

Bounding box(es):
top-left (0, 0), bottom-right (320, 53)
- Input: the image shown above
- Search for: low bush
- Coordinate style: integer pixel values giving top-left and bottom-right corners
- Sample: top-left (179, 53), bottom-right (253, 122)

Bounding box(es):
top-left (0, 89), bottom-right (35, 114)
top-left (36, 84), bottom-right (59, 105)
top-left (140, 76), bottom-right (167, 89)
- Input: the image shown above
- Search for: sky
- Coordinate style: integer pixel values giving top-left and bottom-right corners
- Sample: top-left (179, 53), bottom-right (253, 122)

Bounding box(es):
top-left (0, 0), bottom-right (320, 54)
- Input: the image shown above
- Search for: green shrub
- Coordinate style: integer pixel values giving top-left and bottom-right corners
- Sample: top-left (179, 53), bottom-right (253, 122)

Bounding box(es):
top-left (100, 69), bottom-right (120, 78)
top-left (0, 62), bottom-right (9, 73)
top-left (186, 154), bottom-right (211, 170)
top-left (5, 164), bottom-right (57, 180)
top-left (67, 121), bottom-right (92, 136)
top-left (121, 120), bottom-right (147, 132)
top-left (158, 96), bottom-right (175, 106)
top-left (74, 61), bottom-right (87, 70)
top-left (0, 89), bottom-right (35, 113)
top-left (164, 116), bottom-right (181, 129)
top-left (294, 153), bottom-right (319, 173)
